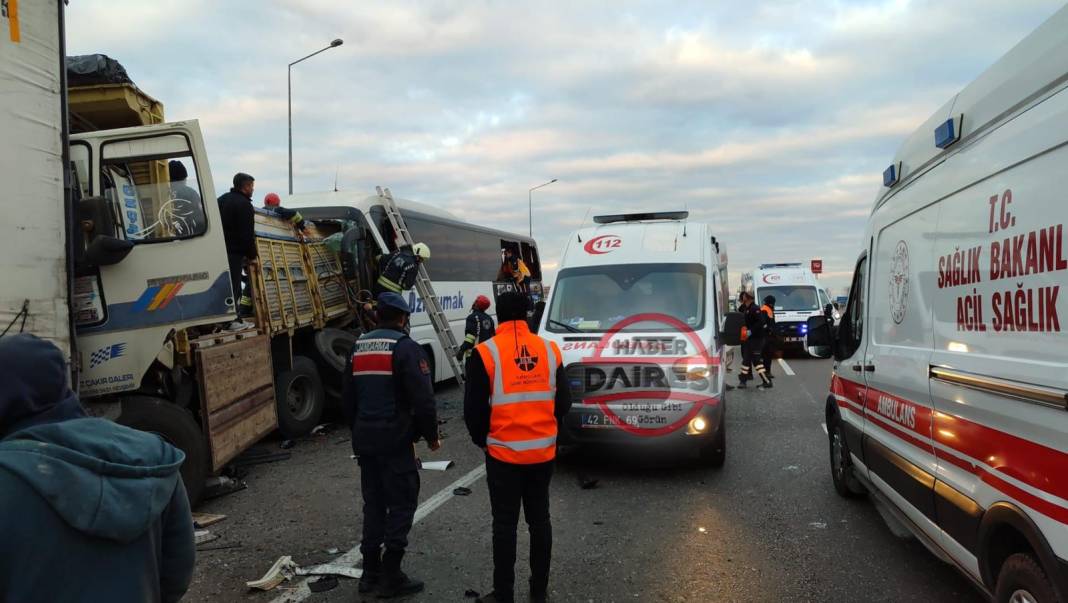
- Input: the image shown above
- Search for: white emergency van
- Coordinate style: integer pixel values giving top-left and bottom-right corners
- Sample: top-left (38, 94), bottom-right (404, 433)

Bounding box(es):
top-left (800, 7), bottom-right (1068, 602)
top-left (540, 211), bottom-right (729, 465)
top-left (752, 262), bottom-right (838, 350)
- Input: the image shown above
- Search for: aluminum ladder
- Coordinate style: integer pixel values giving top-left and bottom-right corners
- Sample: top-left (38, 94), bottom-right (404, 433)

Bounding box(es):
top-left (375, 186), bottom-right (465, 385)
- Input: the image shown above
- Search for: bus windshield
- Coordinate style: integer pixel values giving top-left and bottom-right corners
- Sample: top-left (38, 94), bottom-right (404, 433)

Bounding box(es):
top-left (759, 285), bottom-right (819, 311)
top-left (547, 263), bottom-right (705, 332)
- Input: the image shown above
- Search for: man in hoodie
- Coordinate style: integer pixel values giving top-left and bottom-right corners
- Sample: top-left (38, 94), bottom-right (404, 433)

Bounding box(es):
top-left (0, 334), bottom-right (196, 603)
top-left (218, 172), bottom-right (258, 323)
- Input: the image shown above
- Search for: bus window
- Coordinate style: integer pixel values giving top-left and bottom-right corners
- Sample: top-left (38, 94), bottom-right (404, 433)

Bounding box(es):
top-left (520, 242), bottom-right (542, 280)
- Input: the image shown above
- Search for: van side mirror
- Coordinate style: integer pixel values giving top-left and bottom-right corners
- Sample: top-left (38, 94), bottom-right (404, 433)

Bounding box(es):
top-left (824, 303), bottom-right (834, 318)
top-left (805, 315), bottom-right (834, 359)
top-left (721, 311), bottom-right (745, 346)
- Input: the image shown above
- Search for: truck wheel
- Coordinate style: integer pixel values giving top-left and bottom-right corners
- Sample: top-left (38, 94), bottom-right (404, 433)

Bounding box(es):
top-left (313, 328), bottom-right (358, 374)
top-left (698, 418), bottom-right (726, 468)
top-left (275, 355), bottom-right (325, 438)
top-left (995, 553), bottom-right (1057, 603)
top-left (117, 397), bottom-right (209, 507)
top-left (829, 414), bottom-right (866, 497)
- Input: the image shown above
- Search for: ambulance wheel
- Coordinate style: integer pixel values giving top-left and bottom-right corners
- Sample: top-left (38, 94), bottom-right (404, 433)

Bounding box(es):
top-left (118, 397), bottom-right (209, 508)
top-left (995, 553), bottom-right (1057, 603)
top-left (829, 414), bottom-right (865, 497)
top-left (698, 419), bottom-right (726, 467)
top-left (275, 356), bottom-right (325, 438)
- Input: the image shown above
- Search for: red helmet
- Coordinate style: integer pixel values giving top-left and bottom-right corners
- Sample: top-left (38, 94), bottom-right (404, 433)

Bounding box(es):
top-left (473, 295), bottom-right (491, 311)
top-left (264, 192), bottom-right (281, 207)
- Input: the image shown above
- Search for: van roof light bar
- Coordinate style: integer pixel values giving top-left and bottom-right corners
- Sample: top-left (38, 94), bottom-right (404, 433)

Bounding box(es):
top-left (758, 262), bottom-right (804, 269)
top-left (593, 211), bottom-right (689, 224)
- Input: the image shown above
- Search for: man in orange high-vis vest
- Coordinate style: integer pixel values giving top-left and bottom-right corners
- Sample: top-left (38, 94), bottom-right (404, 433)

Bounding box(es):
top-left (464, 292), bottom-right (571, 603)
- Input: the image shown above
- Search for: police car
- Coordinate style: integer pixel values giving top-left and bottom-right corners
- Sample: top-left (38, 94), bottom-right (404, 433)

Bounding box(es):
top-left (797, 7), bottom-right (1068, 602)
top-left (539, 211), bottom-right (729, 465)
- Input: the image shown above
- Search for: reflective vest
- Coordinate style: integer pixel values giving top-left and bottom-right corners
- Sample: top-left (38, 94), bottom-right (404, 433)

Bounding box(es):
top-left (351, 328), bottom-right (407, 421)
top-left (475, 321), bottom-right (560, 464)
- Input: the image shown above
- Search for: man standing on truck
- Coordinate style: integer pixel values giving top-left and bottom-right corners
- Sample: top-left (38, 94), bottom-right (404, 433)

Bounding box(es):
top-left (464, 292), bottom-right (572, 603)
top-left (263, 192), bottom-right (306, 232)
top-left (343, 292), bottom-right (440, 599)
top-left (374, 243), bottom-right (431, 295)
top-left (456, 295), bottom-right (496, 366)
top-left (0, 335), bottom-right (195, 602)
top-left (218, 172), bottom-right (257, 324)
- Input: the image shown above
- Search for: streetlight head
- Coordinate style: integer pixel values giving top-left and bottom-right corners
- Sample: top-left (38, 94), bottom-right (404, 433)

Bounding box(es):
top-left (550, 178), bottom-right (558, 183)
top-left (331, 38), bottom-right (344, 47)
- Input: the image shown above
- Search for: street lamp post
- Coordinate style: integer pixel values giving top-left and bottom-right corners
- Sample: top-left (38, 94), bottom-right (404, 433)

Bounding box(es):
top-left (288, 38), bottom-right (343, 195)
top-left (528, 178), bottom-right (557, 238)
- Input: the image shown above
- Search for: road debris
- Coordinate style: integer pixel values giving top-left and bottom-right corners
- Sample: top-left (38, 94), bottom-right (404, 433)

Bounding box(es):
top-left (194, 530), bottom-right (218, 545)
top-left (280, 439), bottom-right (295, 449)
top-left (419, 460), bottom-right (454, 471)
top-left (308, 575), bottom-right (338, 593)
top-left (296, 564), bottom-right (363, 579)
top-left (453, 486), bottom-right (472, 496)
top-left (232, 449), bottom-right (292, 467)
top-left (311, 423), bottom-right (333, 436)
top-left (325, 547), bottom-right (340, 555)
top-left (808, 521), bottom-right (827, 529)
top-left (197, 542), bottom-right (242, 552)
top-left (192, 512), bottom-right (227, 529)
top-left (246, 556), bottom-right (297, 591)
top-left (203, 475), bottom-right (247, 501)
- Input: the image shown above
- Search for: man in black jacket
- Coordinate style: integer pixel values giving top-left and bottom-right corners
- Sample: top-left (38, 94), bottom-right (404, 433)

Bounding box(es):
top-left (342, 292), bottom-right (441, 598)
top-left (217, 172), bottom-right (257, 321)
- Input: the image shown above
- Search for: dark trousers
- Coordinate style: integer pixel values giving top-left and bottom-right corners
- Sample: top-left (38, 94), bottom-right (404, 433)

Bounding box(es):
top-left (486, 454), bottom-right (554, 599)
top-left (762, 338), bottom-right (776, 376)
top-left (226, 253), bottom-right (252, 317)
top-left (359, 452), bottom-right (420, 555)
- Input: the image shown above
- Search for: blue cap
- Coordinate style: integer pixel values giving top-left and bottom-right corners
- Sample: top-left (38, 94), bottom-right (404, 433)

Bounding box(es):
top-left (377, 292), bottom-right (411, 313)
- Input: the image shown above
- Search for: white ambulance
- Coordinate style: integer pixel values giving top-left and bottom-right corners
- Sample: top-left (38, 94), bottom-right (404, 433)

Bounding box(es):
top-left (751, 262), bottom-right (838, 351)
top-left (540, 211), bottom-right (729, 465)
top-left (800, 6), bottom-right (1068, 602)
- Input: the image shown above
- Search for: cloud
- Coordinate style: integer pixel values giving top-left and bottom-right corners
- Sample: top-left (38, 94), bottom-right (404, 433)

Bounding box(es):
top-left (64, 0), bottom-right (1065, 296)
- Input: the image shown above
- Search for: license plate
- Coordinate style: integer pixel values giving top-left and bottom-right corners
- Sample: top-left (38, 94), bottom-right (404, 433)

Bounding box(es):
top-left (581, 413), bottom-right (617, 429)
top-left (786, 337), bottom-right (802, 342)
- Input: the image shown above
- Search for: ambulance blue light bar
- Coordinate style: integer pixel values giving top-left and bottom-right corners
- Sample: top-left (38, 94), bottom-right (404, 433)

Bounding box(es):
top-left (593, 211), bottom-right (689, 224)
top-left (935, 116), bottom-right (961, 149)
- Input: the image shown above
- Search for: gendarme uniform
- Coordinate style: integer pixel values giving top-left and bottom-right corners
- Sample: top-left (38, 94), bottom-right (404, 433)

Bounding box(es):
top-left (342, 293), bottom-right (438, 597)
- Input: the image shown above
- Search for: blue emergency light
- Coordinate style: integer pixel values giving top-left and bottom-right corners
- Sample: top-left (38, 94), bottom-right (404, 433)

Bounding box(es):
top-left (883, 163), bottom-right (899, 187)
top-left (935, 117), bottom-right (960, 149)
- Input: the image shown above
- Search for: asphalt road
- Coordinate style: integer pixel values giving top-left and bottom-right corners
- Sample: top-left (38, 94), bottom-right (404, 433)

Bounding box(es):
top-left (185, 355), bottom-right (984, 602)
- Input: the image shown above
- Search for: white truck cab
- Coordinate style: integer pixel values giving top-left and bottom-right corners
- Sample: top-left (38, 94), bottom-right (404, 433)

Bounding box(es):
top-left (752, 262), bottom-right (838, 351)
top-left (802, 6), bottom-right (1068, 602)
top-left (540, 211), bottom-right (729, 465)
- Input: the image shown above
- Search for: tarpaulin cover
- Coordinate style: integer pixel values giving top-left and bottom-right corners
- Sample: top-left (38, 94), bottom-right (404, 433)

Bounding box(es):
top-left (66, 54), bottom-right (133, 86)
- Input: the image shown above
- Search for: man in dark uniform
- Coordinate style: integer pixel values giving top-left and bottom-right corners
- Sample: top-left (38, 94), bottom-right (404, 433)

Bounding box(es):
top-left (342, 292), bottom-right (440, 598)
top-left (455, 295), bottom-right (496, 365)
top-left (167, 160), bottom-right (205, 236)
top-left (374, 243), bottom-right (430, 295)
top-left (760, 295), bottom-right (777, 380)
top-left (217, 173), bottom-right (257, 322)
top-left (737, 291), bottom-right (773, 389)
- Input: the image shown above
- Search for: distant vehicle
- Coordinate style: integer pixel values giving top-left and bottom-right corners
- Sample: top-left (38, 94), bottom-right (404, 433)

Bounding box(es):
top-left (751, 262), bottom-right (838, 353)
top-left (804, 6), bottom-right (1068, 602)
top-left (540, 211), bottom-right (729, 466)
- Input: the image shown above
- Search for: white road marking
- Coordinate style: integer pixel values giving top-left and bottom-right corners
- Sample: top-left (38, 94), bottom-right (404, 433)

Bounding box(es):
top-left (821, 422), bottom-right (828, 435)
top-left (777, 358), bottom-right (796, 376)
top-left (271, 463), bottom-right (488, 603)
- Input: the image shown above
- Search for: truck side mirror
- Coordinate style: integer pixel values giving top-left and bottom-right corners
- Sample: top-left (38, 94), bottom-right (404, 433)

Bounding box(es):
top-left (85, 235), bottom-right (134, 266)
top-left (805, 315), bottom-right (834, 359)
top-left (721, 311), bottom-right (745, 346)
top-left (76, 195), bottom-right (132, 268)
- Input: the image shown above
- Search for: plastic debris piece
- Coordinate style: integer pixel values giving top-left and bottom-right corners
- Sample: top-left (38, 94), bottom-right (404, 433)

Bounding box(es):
top-left (325, 547), bottom-right (340, 555)
top-left (311, 423), bottom-right (331, 436)
top-left (296, 564), bottom-right (363, 579)
top-left (192, 513), bottom-right (227, 529)
top-left (420, 460), bottom-right (454, 471)
top-left (453, 486), bottom-right (472, 496)
top-left (308, 575), bottom-right (339, 593)
top-left (246, 556), bottom-right (297, 591)
top-left (808, 521), bottom-right (827, 529)
top-left (194, 530), bottom-right (218, 545)
top-left (280, 439), bottom-right (295, 449)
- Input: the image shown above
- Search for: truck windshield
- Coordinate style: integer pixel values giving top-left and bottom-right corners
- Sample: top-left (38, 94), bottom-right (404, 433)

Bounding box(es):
top-left (547, 263), bottom-right (705, 332)
top-left (760, 286), bottom-right (819, 311)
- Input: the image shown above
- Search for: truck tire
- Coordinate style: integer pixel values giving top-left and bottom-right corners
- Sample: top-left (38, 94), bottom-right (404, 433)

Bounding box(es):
top-left (313, 328), bottom-right (358, 374)
top-left (117, 397), bottom-right (209, 507)
top-left (698, 417), bottom-right (726, 468)
top-left (995, 553), bottom-right (1057, 603)
top-left (275, 355), bottom-right (325, 438)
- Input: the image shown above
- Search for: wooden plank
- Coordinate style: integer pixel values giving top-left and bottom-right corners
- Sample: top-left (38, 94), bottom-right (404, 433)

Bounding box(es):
top-left (208, 399), bottom-right (277, 470)
top-left (196, 334), bottom-right (274, 414)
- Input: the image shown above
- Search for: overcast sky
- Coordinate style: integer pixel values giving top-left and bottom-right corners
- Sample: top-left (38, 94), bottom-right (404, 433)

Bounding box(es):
top-left (67, 0), bottom-right (1063, 293)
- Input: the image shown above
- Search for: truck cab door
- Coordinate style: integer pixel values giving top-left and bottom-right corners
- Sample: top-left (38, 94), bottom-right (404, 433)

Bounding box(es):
top-left (71, 122), bottom-right (233, 394)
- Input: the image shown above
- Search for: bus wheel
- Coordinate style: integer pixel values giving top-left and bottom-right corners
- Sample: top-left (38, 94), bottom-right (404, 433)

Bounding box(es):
top-left (118, 397), bottom-right (209, 507)
top-left (275, 356), bottom-right (325, 438)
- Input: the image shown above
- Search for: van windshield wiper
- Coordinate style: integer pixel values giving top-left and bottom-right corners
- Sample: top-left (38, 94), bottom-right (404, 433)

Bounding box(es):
top-left (548, 319), bottom-right (583, 333)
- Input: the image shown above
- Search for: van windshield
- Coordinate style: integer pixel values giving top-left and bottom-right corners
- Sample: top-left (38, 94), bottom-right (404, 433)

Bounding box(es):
top-left (547, 263), bottom-right (705, 332)
top-left (760, 285), bottom-right (819, 311)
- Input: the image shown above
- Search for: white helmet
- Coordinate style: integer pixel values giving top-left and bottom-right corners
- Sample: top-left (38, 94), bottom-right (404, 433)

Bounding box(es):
top-left (412, 242), bottom-right (431, 260)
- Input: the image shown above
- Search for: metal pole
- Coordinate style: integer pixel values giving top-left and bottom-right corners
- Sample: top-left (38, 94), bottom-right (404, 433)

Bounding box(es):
top-left (287, 65), bottom-right (293, 195)
top-left (527, 179), bottom-right (557, 238)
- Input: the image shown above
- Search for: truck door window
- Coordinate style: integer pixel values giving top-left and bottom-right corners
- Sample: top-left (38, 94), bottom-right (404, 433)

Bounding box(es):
top-left (101, 135), bottom-right (207, 243)
top-left (837, 256), bottom-right (867, 358)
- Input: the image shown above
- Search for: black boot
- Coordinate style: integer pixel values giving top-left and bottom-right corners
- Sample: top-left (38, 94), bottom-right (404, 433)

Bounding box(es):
top-left (359, 548), bottom-right (382, 594)
top-left (378, 548), bottom-right (424, 599)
